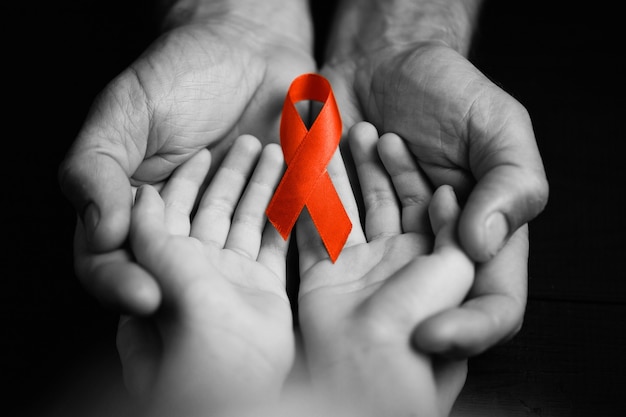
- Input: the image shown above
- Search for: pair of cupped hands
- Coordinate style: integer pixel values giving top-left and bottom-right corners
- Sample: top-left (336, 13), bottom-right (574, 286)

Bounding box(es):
top-left (59, 4), bottom-right (548, 416)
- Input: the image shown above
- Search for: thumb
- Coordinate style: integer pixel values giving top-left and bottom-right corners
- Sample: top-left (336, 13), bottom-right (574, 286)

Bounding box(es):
top-left (460, 102), bottom-right (549, 262)
top-left (59, 149), bottom-right (133, 252)
top-left (59, 74), bottom-right (149, 252)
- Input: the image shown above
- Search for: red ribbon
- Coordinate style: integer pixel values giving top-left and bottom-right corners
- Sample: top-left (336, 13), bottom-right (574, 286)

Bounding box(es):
top-left (266, 73), bottom-right (351, 262)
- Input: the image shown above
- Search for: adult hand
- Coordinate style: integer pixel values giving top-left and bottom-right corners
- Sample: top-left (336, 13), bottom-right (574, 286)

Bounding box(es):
top-left (59, 0), bottom-right (315, 314)
top-left (320, 0), bottom-right (548, 356)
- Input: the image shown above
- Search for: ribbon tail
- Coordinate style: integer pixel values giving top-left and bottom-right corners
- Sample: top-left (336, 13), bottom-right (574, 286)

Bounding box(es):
top-left (307, 172), bottom-right (352, 263)
top-left (266, 190), bottom-right (302, 241)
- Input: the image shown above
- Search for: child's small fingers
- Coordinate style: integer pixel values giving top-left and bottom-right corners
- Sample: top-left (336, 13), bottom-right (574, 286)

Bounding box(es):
top-left (225, 144), bottom-right (285, 259)
top-left (378, 185), bottom-right (472, 324)
top-left (257, 222), bottom-right (290, 285)
top-left (378, 132), bottom-right (432, 235)
top-left (160, 149), bottom-right (211, 236)
top-left (191, 135), bottom-right (262, 247)
top-left (130, 185), bottom-right (168, 263)
top-left (349, 122), bottom-right (402, 241)
top-left (327, 145), bottom-right (366, 248)
top-left (429, 185), bottom-right (462, 252)
top-left (368, 242), bottom-right (473, 332)
top-left (428, 185), bottom-right (474, 301)
top-left (370, 185), bottom-right (471, 326)
top-left (322, 146), bottom-right (366, 250)
top-left (131, 181), bottom-right (165, 201)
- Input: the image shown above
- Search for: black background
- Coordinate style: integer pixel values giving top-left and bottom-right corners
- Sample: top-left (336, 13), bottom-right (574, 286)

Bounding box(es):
top-left (2, 1), bottom-right (624, 415)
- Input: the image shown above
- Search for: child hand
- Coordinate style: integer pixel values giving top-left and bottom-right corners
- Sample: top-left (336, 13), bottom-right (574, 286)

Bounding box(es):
top-left (297, 122), bottom-right (474, 417)
top-left (120, 136), bottom-right (294, 415)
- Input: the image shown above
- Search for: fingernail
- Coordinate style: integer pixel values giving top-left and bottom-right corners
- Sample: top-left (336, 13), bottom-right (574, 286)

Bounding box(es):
top-left (83, 203), bottom-right (100, 241)
top-left (484, 212), bottom-right (508, 257)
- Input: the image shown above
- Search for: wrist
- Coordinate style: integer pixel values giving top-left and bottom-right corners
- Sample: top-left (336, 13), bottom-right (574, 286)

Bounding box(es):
top-left (158, 0), bottom-right (313, 51)
top-left (305, 342), bottom-right (438, 417)
top-left (326, 0), bottom-right (483, 63)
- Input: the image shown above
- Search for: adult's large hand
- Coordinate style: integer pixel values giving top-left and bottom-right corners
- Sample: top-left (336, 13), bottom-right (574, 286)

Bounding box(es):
top-left (321, 0), bottom-right (548, 356)
top-left (59, 0), bottom-right (315, 315)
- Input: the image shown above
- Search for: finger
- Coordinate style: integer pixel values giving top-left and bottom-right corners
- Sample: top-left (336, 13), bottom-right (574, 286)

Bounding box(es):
top-left (74, 221), bottom-right (161, 316)
top-left (132, 185), bottom-right (218, 308)
top-left (335, 134), bottom-right (367, 249)
top-left (258, 222), bottom-right (290, 287)
top-left (160, 149), bottom-right (211, 236)
top-left (413, 225), bottom-right (529, 357)
top-left (191, 135), bottom-right (262, 246)
top-left (349, 122), bottom-right (401, 241)
top-left (368, 185), bottom-right (473, 329)
top-left (368, 234), bottom-right (473, 334)
top-left (297, 145), bottom-right (366, 273)
top-left (130, 185), bottom-right (169, 264)
top-left (396, 185), bottom-right (473, 320)
top-left (378, 132), bottom-right (432, 234)
top-left (59, 151), bottom-right (134, 252)
top-left (459, 100), bottom-right (548, 262)
top-left (116, 315), bottom-right (161, 397)
top-left (428, 185), bottom-right (461, 252)
top-left (58, 73), bottom-right (151, 252)
top-left (225, 144), bottom-right (285, 259)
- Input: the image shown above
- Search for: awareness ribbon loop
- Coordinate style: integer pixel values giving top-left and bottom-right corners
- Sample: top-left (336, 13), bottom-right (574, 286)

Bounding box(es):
top-left (266, 73), bottom-right (351, 262)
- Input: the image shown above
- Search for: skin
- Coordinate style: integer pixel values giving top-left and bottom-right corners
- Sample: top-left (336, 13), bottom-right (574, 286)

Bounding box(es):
top-left (320, 0), bottom-right (546, 357)
top-left (60, 0), bottom-right (548, 378)
top-left (121, 125), bottom-right (474, 416)
top-left (60, 0), bottom-right (315, 315)
top-left (298, 122), bottom-right (474, 417)
top-left (121, 136), bottom-right (294, 415)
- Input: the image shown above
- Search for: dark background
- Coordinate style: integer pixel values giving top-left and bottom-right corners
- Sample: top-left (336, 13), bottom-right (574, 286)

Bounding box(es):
top-left (2, 1), bottom-right (624, 416)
